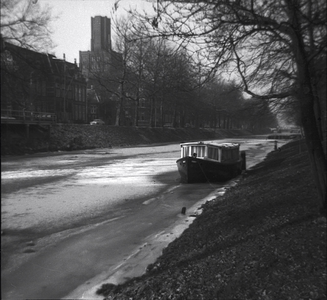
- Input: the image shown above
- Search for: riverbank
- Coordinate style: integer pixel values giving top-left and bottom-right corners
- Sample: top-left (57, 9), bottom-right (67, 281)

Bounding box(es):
top-left (1, 138), bottom-right (279, 299)
top-left (1, 124), bottom-right (252, 155)
top-left (97, 139), bottom-right (326, 300)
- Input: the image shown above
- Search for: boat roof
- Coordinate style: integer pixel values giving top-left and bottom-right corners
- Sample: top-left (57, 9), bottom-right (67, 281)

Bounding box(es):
top-left (180, 141), bottom-right (239, 148)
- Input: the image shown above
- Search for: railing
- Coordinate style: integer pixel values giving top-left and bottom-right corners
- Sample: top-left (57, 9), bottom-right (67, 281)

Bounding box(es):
top-left (1, 109), bottom-right (57, 123)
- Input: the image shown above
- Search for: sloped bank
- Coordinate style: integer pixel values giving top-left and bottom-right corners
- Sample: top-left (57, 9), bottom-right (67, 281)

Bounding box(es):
top-left (1, 124), bottom-right (252, 155)
top-left (97, 139), bottom-right (326, 300)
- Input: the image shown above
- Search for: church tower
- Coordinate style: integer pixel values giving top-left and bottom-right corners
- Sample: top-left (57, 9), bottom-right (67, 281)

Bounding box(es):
top-left (79, 16), bottom-right (123, 124)
top-left (91, 16), bottom-right (111, 52)
top-left (79, 16), bottom-right (113, 80)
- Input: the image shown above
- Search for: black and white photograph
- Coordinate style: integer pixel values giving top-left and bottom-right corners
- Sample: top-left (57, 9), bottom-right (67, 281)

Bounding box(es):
top-left (1, 0), bottom-right (326, 299)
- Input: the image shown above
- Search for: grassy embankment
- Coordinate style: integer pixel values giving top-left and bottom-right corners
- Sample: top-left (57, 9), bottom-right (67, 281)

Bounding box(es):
top-left (97, 139), bottom-right (326, 300)
top-left (1, 124), bottom-right (251, 155)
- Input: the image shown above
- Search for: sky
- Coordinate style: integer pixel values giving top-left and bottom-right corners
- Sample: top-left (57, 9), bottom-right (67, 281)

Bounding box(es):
top-left (40, 0), bottom-right (155, 63)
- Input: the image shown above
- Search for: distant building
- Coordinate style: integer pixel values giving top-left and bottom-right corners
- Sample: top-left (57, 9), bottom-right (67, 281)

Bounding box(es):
top-left (1, 41), bottom-right (87, 123)
top-left (79, 16), bottom-right (123, 124)
top-left (91, 16), bottom-right (111, 52)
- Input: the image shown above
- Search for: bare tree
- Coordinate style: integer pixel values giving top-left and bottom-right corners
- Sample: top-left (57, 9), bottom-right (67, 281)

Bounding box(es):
top-left (113, 16), bottom-right (153, 126)
top-left (113, 15), bottom-right (194, 127)
top-left (1, 0), bottom-right (55, 52)
top-left (138, 0), bottom-right (326, 214)
top-left (1, 0), bottom-right (56, 111)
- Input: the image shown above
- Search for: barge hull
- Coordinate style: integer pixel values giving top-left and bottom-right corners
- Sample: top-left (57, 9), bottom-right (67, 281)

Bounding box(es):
top-left (176, 156), bottom-right (242, 183)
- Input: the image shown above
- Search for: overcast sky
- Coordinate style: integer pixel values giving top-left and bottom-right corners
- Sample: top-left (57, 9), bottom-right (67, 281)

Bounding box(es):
top-left (40, 0), bottom-right (155, 63)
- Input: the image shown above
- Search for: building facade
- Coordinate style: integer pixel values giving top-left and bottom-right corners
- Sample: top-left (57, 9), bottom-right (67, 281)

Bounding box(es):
top-left (79, 16), bottom-right (123, 124)
top-left (1, 41), bottom-right (87, 123)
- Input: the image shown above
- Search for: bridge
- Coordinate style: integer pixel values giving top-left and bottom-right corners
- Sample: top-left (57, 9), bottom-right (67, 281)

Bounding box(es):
top-left (1, 109), bottom-right (56, 125)
top-left (1, 109), bottom-right (56, 140)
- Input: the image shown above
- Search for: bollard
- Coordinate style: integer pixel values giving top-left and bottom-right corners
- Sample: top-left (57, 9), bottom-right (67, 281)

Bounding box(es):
top-left (274, 140), bottom-right (278, 151)
top-left (241, 151), bottom-right (246, 171)
top-left (181, 207), bottom-right (186, 215)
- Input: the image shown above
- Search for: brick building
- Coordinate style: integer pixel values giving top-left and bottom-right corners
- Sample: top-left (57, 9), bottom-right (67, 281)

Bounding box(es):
top-left (1, 41), bottom-right (87, 123)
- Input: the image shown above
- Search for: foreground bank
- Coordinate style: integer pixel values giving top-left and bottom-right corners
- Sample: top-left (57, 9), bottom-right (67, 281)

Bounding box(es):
top-left (97, 139), bottom-right (326, 300)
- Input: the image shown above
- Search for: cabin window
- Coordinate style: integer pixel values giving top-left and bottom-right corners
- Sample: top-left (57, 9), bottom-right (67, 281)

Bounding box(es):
top-left (182, 146), bottom-right (191, 157)
top-left (182, 145), bottom-right (205, 158)
top-left (182, 146), bottom-right (188, 157)
top-left (208, 147), bottom-right (219, 160)
top-left (190, 146), bottom-right (205, 158)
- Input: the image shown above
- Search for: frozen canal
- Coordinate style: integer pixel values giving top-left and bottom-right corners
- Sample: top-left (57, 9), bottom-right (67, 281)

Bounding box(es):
top-left (1, 137), bottom-right (284, 299)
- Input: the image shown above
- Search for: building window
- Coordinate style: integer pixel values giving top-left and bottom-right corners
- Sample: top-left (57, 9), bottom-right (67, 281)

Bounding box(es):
top-left (140, 99), bottom-right (146, 108)
top-left (208, 147), bottom-right (219, 160)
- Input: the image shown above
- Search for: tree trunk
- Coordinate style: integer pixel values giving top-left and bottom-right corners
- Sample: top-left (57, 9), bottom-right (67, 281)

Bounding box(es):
top-left (299, 90), bottom-right (326, 215)
top-left (114, 100), bottom-right (121, 126)
top-left (149, 98), bottom-right (155, 127)
top-left (289, 2), bottom-right (326, 215)
top-left (180, 109), bottom-right (186, 128)
top-left (296, 61), bottom-right (326, 215)
top-left (115, 82), bottom-right (124, 126)
top-left (134, 97), bottom-right (139, 127)
top-left (172, 104), bottom-right (177, 128)
top-left (160, 101), bottom-right (164, 128)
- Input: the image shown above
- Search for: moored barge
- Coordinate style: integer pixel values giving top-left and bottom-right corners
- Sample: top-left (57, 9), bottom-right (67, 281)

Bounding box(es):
top-left (176, 141), bottom-right (246, 183)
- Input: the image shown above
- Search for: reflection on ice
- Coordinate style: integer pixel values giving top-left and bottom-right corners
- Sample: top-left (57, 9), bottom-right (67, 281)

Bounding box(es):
top-left (1, 156), bottom-right (178, 231)
top-left (75, 158), bottom-right (176, 185)
top-left (1, 169), bottom-right (74, 179)
top-left (2, 157), bottom-right (176, 186)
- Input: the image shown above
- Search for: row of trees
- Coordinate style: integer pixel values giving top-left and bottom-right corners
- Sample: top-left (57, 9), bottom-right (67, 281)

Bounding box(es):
top-left (89, 16), bottom-right (277, 131)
